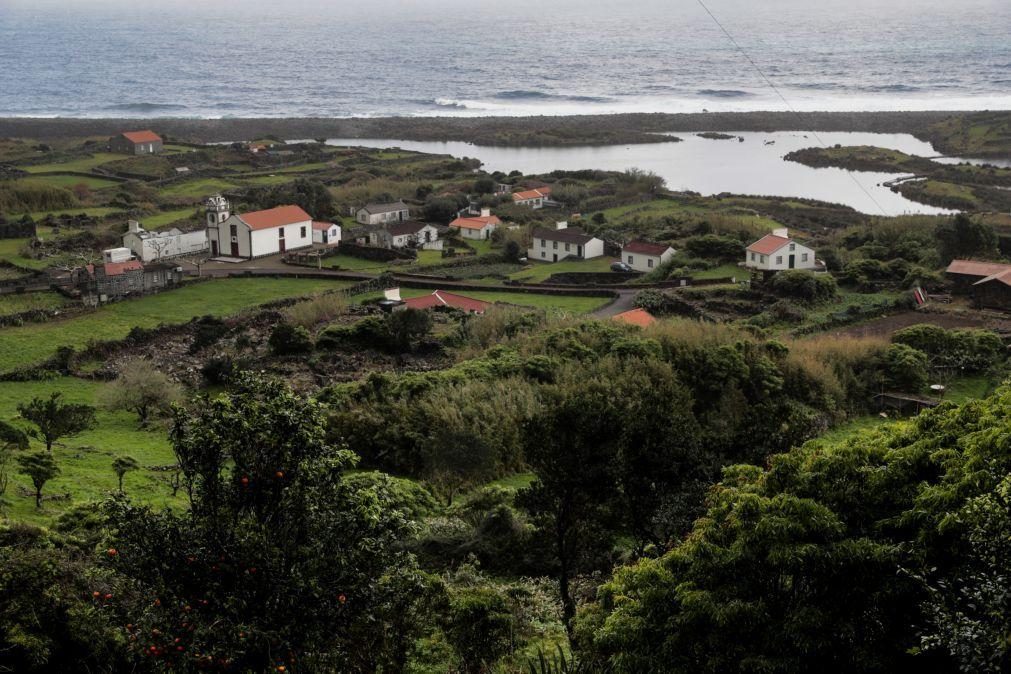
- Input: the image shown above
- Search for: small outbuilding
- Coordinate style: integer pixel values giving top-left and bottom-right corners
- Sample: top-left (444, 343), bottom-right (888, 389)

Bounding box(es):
top-left (312, 221), bottom-right (341, 245)
top-left (110, 130), bottom-right (163, 155)
top-left (745, 228), bottom-right (817, 272)
top-left (356, 201), bottom-right (411, 225)
top-left (621, 241), bottom-right (675, 272)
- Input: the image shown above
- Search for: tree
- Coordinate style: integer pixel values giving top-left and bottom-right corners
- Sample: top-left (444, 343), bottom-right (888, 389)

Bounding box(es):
top-left (17, 452), bottom-right (60, 508)
top-left (106, 374), bottom-right (426, 672)
top-left (444, 587), bottom-right (514, 674)
top-left (473, 176), bottom-right (496, 195)
top-left (99, 359), bottom-right (183, 428)
top-left (386, 308), bottom-right (432, 352)
top-left (268, 322), bottom-right (314, 356)
top-left (111, 456), bottom-right (139, 493)
top-left (17, 392), bottom-right (96, 452)
top-left (260, 178), bottom-right (336, 219)
top-left (423, 195), bottom-right (465, 224)
top-left (935, 213), bottom-right (997, 263)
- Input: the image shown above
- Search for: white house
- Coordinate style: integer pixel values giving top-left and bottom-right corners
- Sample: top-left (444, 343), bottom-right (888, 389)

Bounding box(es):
top-left (379, 221), bottom-right (441, 250)
top-left (450, 209), bottom-right (501, 240)
top-left (356, 201), bottom-right (411, 225)
top-left (527, 223), bottom-right (604, 262)
top-left (312, 220), bottom-right (341, 245)
top-left (123, 220), bottom-right (208, 262)
top-left (621, 240), bottom-right (675, 272)
top-left (512, 188), bottom-right (550, 209)
top-left (205, 196), bottom-right (313, 259)
top-left (745, 228), bottom-right (817, 272)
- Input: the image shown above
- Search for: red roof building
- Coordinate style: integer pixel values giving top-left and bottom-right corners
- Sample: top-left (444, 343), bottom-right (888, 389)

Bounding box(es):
top-left (746, 234), bottom-right (791, 256)
top-left (236, 205), bottom-right (313, 231)
top-left (121, 130), bottom-right (162, 144)
top-left (450, 214), bottom-right (502, 230)
top-left (622, 240), bottom-right (673, 256)
top-left (111, 130), bottom-right (164, 155)
top-left (612, 308), bottom-right (657, 327)
top-left (402, 290), bottom-right (492, 314)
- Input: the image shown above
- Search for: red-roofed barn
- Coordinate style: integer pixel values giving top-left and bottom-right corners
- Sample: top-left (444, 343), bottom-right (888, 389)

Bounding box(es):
top-left (110, 130), bottom-right (163, 155)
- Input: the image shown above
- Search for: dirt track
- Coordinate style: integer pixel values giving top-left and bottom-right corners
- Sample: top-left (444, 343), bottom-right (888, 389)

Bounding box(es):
top-left (829, 310), bottom-right (1011, 339)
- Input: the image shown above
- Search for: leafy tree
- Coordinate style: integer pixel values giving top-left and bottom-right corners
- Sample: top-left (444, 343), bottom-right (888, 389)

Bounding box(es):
top-left (386, 308), bottom-right (433, 352)
top-left (473, 176), bottom-right (497, 195)
top-left (769, 269), bottom-right (838, 302)
top-left (17, 451), bottom-right (60, 508)
top-left (682, 234), bottom-right (744, 261)
top-left (259, 178), bottom-right (336, 219)
top-left (111, 455), bottom-right (140, 493)
top-left (16, 392), bottom-right (96, 452)
top-left (444, 587), bottom-right (514, 674)
top-left (99, 358), bottom-right (183, 427)
top-left (0, 525), bottom-right (133, 672)
top-left (503, 239), bottom-right (522, 263)
top-left (879, 343), bottom-right (929, 392)
top-left (106, 374), bottom-right (425, 672)
top-left (935, 213), bottom-right (997, 263)
top-left (268, 322), bottom-right (314, 356)
top-left (423, 195), bottom-right (465, 223)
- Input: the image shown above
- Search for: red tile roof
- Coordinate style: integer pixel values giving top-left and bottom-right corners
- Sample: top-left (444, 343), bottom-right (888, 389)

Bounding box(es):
top-left (236, 205), bottom-right (312, 231)
top-left (101, 260), bottom-right (144, 276)
top-left (623, 240), bottom-right (672, 256)
top-left (946, 259), bottom-right (1011, 278)
top-left (513, 189), bottom-right (547, 202)
top-left (121, 130), bottom-right (162, 144)
top-left (450, 214), bottom-right (502, 230)
top-left (403, 290), bottom-right (491, 313)
top-left (612, 308), bottom-right (657, 327)
top-left (312, 220), bottom-right (336, 231)
top-left (973, 269), bottom-right (1011, 287)
top-left (746, 234), bottom-right (791, 255)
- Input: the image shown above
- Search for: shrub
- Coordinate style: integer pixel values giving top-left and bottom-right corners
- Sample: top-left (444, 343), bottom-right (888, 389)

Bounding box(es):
top-left (879, 343), bottom-right (929, 392)
top-left (189, 315), bottom-right (229, 353)
top-left (683, 234), bottom-right (744, 261)
top-left (769, 270), bottom-right (838, 303)
top-left (444, 587), bottom-right (514, 673)
top-left (268, 323), bottom-right (313, 356)
top-left (892, 324), bottom-right (1004, 373)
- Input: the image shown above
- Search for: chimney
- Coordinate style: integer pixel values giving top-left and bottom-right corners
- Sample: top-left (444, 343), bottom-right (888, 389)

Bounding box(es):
top-left (480, 208), bottom-right (491, 218)
top-left (556, 221), bottom-right (568, 230)
top-left (128, 220), bottom-right (141, 233)
top-left (773, 227), bottom-right (789, 238)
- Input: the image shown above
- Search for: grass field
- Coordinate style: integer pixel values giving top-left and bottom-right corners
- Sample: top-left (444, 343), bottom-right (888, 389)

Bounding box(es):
top-left (509, 256), bottom-right (616, 283)
top-left (692, 263), bottom-right (743, 280)
top-left (20, 153), bottom-right (121, 174)
top-left (0, 277), bottom-right (350, 371)
top-left (23, 174), bottom-right (121, 190)
top-left (0, 378), bottom-right (180, 526)
top-left (0, 292), bottom-right (68, 317)
top-left (28, 206), bottom-right (121, 220)
top-left (395, 288), bottom-right (611, 314)
top-left (143, 207), bottom-right (199, 229)
top-left (158, 177), bottom-right (240, 198)
top-left (0, 238), bottom-right (39, 269)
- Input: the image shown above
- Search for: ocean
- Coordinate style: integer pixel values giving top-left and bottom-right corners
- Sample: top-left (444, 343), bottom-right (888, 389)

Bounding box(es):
top-left (0, 0), bottom-right (1008, 119)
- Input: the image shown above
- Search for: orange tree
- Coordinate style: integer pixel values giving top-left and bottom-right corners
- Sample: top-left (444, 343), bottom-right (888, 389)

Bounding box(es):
top-left (104, 374), bottom-right (439, 673)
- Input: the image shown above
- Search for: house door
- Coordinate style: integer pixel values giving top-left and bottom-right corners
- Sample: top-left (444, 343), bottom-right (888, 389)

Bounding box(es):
top-left (230, 240), bottom-right (239, 257)
top-left (788, 254), bottom-right (795, 269)
top-left (577, 245), bottom-right (583, 257)
top-left (553, 253), bottom-right (558, 262)
top-left (211, 240), bottom-right (218, 257)
top-left (279, 238), bottom-right (286, 253)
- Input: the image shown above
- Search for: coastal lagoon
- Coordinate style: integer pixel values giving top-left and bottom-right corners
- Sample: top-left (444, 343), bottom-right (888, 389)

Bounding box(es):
top-left (324, 132), bottom-right (961, 216)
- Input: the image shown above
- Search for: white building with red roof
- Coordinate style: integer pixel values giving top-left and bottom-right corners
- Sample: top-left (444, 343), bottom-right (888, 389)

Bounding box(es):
top-left (110, 130), bottom-right (163, 155)
top-left (744, 228), bottom-right (816, 272)
top-left (204, 195), bottom-right (313, 259)
top-left (311, 220), bottom-right (341, 246)
top-left (621, 240), bottom-right (675, 272)
top-left (449, 209), bottom-right (502, 240)
top-left (512, 188), bottom-right (551, 209)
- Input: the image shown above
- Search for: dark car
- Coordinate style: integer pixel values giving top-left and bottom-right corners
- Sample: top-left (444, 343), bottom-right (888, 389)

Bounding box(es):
top-left (611, 261), bottom-right (633, 272)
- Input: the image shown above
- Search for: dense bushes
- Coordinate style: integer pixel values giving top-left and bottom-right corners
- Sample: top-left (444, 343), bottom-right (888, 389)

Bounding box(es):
top-left (268, 322), bottom-right (313, 355)
top-left (682, 234), bottom-right (744, 261)
top-left (317, 309), bottom-right (433, 354)
top-left (892, 324), bottom-right (1004, 373)
top-left (769, 269), bottom-right (837, 302)
top-left (0, 183), bottom-right (77, 213)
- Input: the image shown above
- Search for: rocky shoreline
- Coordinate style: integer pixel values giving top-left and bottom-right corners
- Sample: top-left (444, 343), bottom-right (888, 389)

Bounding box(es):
top-left (0, 110), bottom-right (973, 146)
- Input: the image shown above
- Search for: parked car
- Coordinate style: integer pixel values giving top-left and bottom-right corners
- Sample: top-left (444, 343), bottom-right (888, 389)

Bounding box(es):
top-left (611, 261), bottom-right (633, 272)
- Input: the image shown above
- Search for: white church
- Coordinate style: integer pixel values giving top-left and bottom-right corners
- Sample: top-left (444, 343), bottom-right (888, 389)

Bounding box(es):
top-left (205, 195), bottom-right (314, 259)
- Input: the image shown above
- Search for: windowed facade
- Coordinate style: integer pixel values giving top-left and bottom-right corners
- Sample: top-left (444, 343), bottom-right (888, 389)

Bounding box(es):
top-left (300, 226), bottom-right (307, 238)
top-left (628, 255), bottom-right (634, 264)
top-left (801, 253), bottom-right (808, 262)
top-left (647, 259), bottom-right (654, 268)
top-left (789, 243), bottom-right (795, 251)
top-left (776, 255), bottom-right (782, 264)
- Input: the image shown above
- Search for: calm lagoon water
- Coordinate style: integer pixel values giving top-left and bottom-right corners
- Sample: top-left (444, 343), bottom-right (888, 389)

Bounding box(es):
top-left (324, 132), bottom-right (960, 216)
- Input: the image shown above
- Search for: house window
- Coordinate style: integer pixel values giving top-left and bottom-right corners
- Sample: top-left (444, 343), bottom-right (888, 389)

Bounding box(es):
top-left (230, 225), bottom-right (237, 237)
top-left (648, 259), bottom-right (654, 268)
top-left (789, 243), bottom-right (795, 251)
top-left (750, 252), bottom-right (756, 261)
top-left (627, 255), bottom-right (633, 264)
top-left (278, 229), bottom-right (285, 238)
top-left (541, 251), bottom-right (546, 259)
top-left (801, 253), bottom-right (809, 262)
top-left (300, 226), bottom-right (306, 238)
top-left (761, 255), bottom-right (767, 263)
top-left (552, 241), bottom-right (558, 250)
top-left (540, 239), bottom-right (545, 247)
top-left (565, 243), bottom-right (570, 252)
top-left (776, 255), bottom-right (782, 264)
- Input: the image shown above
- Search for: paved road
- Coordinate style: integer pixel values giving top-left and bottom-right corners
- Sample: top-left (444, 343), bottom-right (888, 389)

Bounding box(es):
top-left (591, 289), bottom-right (638, 317)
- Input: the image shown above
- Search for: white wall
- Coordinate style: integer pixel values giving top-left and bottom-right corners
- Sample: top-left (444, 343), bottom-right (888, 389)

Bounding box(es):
top-left (250, 220), bottom-right (312, 257)
top-left (745, 242), bottom-right (816, 271)
top-left (623, 248), bottom-right (673, 272)
top-left (526, 236), bottom-right (603, 261)
top-left (125, 230), bottom-right (209, 262)
top-left (458, 224), bottom-right (493, 240)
